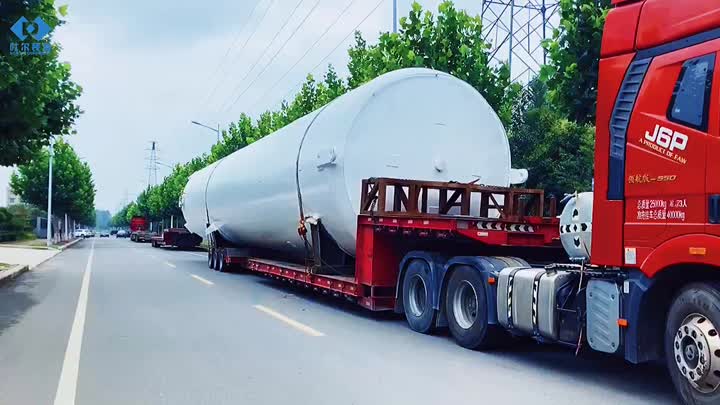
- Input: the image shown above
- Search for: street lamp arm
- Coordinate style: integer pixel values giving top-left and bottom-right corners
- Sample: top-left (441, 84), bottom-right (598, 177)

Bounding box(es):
top-left (190, 121), bottom-right (219, 133)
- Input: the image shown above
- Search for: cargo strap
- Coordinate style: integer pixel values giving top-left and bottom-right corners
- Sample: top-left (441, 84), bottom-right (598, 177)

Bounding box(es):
top-left (505, 267), bottom-right (524, 330)
top-left (531, 271), bottom-right (545, 336)
top-left (294, 105), bottom-right (332, 265)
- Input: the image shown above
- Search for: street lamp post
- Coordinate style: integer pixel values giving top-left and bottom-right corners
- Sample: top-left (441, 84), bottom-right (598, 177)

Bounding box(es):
top-left (393, 0), bottom-right (398, 33)
top-left (46, 137), bottom-right (54, 247)
top-left (191, 120), bottom-right (220, 143)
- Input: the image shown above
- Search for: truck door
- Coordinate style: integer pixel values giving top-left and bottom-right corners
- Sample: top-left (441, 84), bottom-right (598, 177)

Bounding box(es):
top-left (705, 51), bottom-right (720, 235)
top-left (624, 43), bottom-right (718, 262)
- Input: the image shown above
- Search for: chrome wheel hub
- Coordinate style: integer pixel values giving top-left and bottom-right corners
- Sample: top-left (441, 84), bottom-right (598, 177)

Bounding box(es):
top-left (407, 275), bottom-right (427, 317)
top-left (674, 314), bottom-right (720, 393)
top-left (452, 280), bottom-right (478, 330)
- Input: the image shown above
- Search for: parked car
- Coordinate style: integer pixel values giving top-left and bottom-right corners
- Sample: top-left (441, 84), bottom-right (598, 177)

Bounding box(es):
top-left (99, 231), bottom-right (110, 238)
top-left (116, 230), bottom-right (129, 238)
top-left (110, 230), bottom-right (118, 235)
top-left (73, 229), bottom-right (90, 238)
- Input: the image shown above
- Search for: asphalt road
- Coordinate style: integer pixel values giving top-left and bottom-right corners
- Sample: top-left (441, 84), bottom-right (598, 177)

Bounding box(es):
top-left (0, 237), bottom-right (680, 404)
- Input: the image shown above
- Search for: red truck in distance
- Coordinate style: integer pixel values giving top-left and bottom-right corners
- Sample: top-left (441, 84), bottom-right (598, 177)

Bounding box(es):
top-left (129, 216), bottom-right (153, 242)
top-left (185, 1), bottom-right (720, 403)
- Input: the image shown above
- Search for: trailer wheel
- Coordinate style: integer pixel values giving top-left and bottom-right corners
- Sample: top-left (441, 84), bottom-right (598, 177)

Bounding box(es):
top-left (402, 260), bottom-right (436, 334)
top-left (217, 249), bottom-right (226, 273)
top-left (213, 249), bottom-right (221, 271)
top-left (666, 283), bottom-right (720, 404)
top-left (208, 249), bottom-right (215, 269)
top-left (445, 265), bottom-right (502, 349)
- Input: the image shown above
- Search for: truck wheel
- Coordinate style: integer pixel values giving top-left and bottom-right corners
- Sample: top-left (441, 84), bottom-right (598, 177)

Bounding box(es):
top-left (445, 265), bottom-right (502, 350)
top-left (208, 249), bottom-right (215, 269)
top-left (402, 260), bottom-right (436, 334)
top-left (666, 283), bottom-right (720, 404)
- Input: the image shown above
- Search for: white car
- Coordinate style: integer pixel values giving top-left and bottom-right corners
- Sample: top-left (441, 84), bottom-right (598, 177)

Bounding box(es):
top-left (74, 229), bottom-right (90, 238)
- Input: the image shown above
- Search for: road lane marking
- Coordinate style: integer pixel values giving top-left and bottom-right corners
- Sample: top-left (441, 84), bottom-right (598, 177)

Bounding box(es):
top-left (53, 239), bottom-right (95, 405)
top-left (253, 305), bottom-right (325, 337)
top-left (190, 274), bottom-right (214, 285)
top-left (164, 261), bottom-right (176, 268)
top-left (186, 252), bottom-right (206, 258)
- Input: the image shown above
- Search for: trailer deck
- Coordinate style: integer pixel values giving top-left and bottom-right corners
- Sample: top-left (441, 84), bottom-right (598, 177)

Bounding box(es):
top-left (216, 178), bottom-right (563, 311)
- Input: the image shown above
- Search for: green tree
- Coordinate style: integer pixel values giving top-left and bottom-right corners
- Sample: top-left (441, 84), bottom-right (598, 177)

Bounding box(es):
top-left (346, 1), bottom-right (518, 125)
top-left (0, 0), bottom-right (82, 166)
top-left (508, 79), bottom-right (595, 195)
top-left (10, 138), bottom-right (95, 224)
top-left (121, 1), bottom-right (530, 216)
top-left (541, 0), bottom-right (611, 124)
top-left (111, 205), bottom-right (130, 227)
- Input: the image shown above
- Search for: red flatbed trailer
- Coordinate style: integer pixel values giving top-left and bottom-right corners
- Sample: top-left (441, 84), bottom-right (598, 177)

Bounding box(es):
top-left (200, 2), bottom-right (720, 402)
top-left (152, 227), bottom-right (202, 249)
top-left (214, 178), bottom-right (561, 311)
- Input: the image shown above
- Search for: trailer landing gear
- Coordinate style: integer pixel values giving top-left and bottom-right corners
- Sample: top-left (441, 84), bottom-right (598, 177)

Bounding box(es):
top-left (666, 283), bottom-right (720, 404)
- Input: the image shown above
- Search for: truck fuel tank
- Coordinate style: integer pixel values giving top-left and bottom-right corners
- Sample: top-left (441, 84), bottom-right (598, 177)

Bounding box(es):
top-left (497, 267), bottom-right (577, 341)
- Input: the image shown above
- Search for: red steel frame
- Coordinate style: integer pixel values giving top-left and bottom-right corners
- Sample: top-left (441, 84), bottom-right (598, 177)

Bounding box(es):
top-left (224, 178), bottom-right (562, 311)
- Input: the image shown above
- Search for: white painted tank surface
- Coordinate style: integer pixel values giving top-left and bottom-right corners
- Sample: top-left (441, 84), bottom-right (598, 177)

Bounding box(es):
top-left (182, 68), bottom-right (512, 258)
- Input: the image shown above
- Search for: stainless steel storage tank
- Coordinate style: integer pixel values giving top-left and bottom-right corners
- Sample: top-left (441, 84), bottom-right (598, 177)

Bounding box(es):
top-left (182, 68), bottom-right (512, 257)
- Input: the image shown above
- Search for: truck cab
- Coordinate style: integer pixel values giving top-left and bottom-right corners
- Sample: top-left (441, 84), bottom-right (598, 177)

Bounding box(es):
top-left (593, 0), bottom-right (720, 273)
top-left (590, 1), bottom-right (720, 401)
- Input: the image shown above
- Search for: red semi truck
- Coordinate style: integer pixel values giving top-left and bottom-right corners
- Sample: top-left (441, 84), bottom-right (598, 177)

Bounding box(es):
top-left (201, 1), bottom-right (720, 403)
top-left (129, 216), bottom-right (153, 242)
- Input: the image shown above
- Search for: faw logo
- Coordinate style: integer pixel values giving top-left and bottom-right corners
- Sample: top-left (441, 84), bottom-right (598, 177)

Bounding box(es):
top-left (645, 124), bottom-right (688, 152)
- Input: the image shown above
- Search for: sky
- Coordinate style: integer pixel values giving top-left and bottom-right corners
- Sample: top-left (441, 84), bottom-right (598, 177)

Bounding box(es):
top-left (0, 0), bottom-right (555, 214)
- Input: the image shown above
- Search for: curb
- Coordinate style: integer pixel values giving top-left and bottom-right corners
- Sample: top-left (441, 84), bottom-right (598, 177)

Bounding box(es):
top-left (0, 264), bottom-right (29, 286)
top-left (58, 238), bottom-right (83, 251)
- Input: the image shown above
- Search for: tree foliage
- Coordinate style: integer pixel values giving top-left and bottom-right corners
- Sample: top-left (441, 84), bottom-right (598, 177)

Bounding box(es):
top-left (10, 138), bottom-right (95, 225)
top-left (540, 0), bottom-right (611, 124)
top-left (0, 0), bottom-right (83, 166)
top-left (508, 79), bottom-right (594, 195)
top-left (121, 0), bottom-right (606, 222)
top-left (111, 204), bottom-right (130, 228)
top-left (0, 204), bottom-right (37, 241)
top-left (347, 1), bottom-right (520, 125)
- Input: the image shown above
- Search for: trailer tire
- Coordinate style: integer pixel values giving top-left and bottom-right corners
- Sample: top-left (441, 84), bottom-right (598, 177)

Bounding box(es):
top-left (445, 265), bottom-right (502, 350)
top-left (401, 260), bottom-right (436, 334)
top-left (217, 249), bottom-right (226, 273)
top-left (213, 249), bottom-right (221, 271)
top-left (666, 283), bottom-right (720, 404)
top-left (208, 249), bottom-right (215, 269)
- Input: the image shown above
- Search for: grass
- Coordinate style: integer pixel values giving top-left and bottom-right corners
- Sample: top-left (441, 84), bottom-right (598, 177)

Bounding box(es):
top-left (0, 237), bottom-right (76, 249)
top-left (0, 263), bottom-right (10, 271)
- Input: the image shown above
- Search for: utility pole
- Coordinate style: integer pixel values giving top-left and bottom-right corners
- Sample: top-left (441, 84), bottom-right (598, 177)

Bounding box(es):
top-left (146, 141), bottom-right (159, 188)
top-left (392, 0), bottom-right (398, 33)
top-left (46, 137), bottom-right (54, 247)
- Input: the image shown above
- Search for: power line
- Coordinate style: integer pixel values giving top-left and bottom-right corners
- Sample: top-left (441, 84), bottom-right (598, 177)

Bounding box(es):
top-left (251, 0), bottom-right (360, 107)
top-left (204, 0), bottom-right (278, 112)
top-left (197, 0), bottom-right (266, 109)
top-left (264, 0), bottom-right (384, 108)
top-left (220, 0), bottom-right (306, 111)
top-left (223, 0), bottom-right (324, 113)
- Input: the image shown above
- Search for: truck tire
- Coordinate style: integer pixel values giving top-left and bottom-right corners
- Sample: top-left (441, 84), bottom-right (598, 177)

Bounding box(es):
top-left (402, 260), bottom-right (436, 334)
top-left (666, 283), bottom-right (720, 404)
top-left (445, 265), bottom-right (502, 349)
top-left (208, 249), bottom-right (215, 269)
